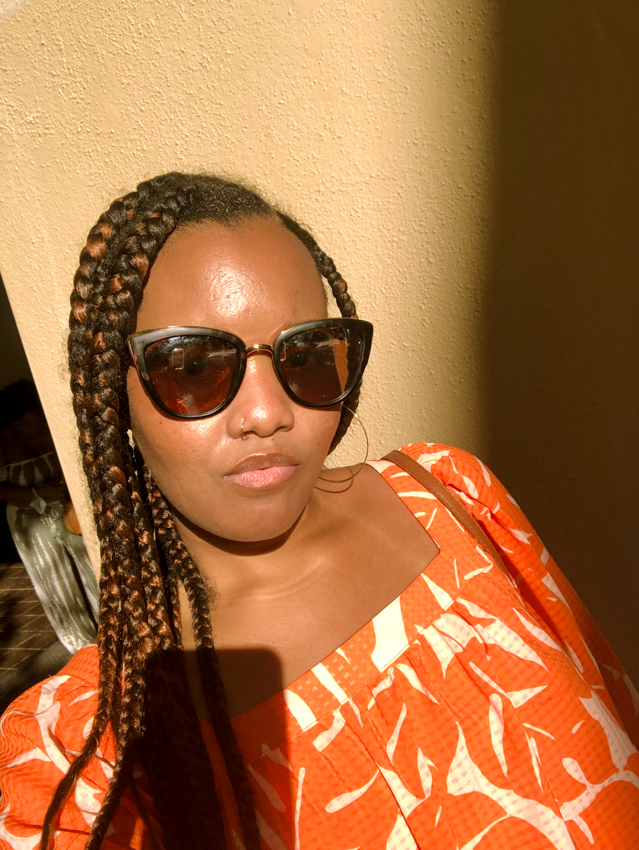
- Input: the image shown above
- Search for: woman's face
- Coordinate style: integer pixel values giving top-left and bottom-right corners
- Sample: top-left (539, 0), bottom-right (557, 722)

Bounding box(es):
top-left (128, 216), bottom-right (341, 543)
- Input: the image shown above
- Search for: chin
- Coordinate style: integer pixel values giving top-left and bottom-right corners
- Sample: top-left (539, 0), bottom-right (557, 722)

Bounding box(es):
top-left (177, 495), bottom-right (306, 545)
top-left (213, 510), bottom-right (303, 544)
top-left (226, 527), bottom-right (291, 544)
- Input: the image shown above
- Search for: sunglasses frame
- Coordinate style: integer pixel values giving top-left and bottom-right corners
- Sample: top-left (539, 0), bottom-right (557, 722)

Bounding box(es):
top-left (127, 318), bottom-right (373, 420)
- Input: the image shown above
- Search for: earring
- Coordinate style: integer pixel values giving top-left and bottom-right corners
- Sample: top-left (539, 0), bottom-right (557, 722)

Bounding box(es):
top-left (318, 406), bottom-right (369, 484)
top-left (240, 419), bottom-right (248, 440)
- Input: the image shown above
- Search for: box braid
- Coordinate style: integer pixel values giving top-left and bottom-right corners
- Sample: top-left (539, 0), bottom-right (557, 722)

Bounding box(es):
top-left (47, 172), bottom-right (361, 849)
top-left (276, 211), bottom-right (361, 447)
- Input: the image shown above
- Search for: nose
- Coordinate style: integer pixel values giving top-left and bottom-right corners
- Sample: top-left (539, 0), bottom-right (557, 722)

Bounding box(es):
top-left (228, 349), bottom-right (295, 440)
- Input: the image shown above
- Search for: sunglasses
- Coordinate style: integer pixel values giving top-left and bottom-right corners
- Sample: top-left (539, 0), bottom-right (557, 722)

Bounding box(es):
top-left (127, 318), bottom-right (373, 419)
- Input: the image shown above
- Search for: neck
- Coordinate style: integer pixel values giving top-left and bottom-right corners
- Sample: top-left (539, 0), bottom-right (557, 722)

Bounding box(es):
top-left (171, 473), bottom-right (353, 601)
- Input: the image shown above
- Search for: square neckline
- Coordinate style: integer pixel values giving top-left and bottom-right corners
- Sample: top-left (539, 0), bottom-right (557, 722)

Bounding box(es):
top-left (203, 456), bottom-right (445, 729)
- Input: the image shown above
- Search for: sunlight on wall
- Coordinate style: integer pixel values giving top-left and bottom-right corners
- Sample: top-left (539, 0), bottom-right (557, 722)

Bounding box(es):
top-left (0, 0), bottom-right (496, 569)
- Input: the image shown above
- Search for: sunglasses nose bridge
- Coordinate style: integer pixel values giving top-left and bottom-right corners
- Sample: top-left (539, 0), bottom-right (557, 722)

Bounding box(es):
top-left (246, 343), bottom-right (275, 359)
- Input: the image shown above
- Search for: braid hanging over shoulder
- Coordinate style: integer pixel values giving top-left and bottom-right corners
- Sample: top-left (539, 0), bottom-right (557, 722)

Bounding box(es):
top-left (51, 172), bottom-right (362, 849)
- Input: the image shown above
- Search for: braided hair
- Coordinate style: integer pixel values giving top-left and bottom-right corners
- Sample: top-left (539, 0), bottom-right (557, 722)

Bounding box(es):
top-left (43, 173), bottom-right (360, 849)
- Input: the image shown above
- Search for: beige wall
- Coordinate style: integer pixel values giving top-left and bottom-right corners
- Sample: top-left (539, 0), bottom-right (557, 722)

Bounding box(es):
top-left (1, 0), bottom-right (637, 682)
top-left (0, 0), bottom-right (494, 562)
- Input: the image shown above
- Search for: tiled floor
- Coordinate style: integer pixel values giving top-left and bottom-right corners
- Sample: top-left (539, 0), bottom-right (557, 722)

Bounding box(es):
top-left (0, 561), bottom-right (56, 667)
top-left (0, 561), bottom-right (71, 712)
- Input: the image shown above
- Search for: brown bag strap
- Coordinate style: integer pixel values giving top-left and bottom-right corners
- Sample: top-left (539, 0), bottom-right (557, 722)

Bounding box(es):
top-left (383, 450), bottom-right (510, 580)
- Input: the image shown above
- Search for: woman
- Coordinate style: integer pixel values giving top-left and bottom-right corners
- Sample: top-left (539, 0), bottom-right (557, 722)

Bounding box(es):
top-left (0, 379), bottom-right (98, 653)
top-left (0, 172), bottom-right (637, 850)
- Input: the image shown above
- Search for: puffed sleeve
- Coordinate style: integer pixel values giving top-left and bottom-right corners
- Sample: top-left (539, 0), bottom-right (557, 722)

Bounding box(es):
top-left (402, 441), bottom-right (639, 747)
top-left (0, 647), bottom-right (156, 849)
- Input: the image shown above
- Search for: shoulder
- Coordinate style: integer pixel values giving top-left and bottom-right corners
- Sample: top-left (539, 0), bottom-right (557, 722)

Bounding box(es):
top-left (397, 442), bottom-right (494, 494)
top-left (391, 442), bottom-right (548, 564)
top-left (0, 643), bottom-right (100, 758)
top-left (0, 645), bottom-right (105, 843)
top-left (0, 642), bottom-right (100, 763)
top-left (387, 443), bottom-right (639, 743)
top-left (395, 441), bottom-right (511, 507)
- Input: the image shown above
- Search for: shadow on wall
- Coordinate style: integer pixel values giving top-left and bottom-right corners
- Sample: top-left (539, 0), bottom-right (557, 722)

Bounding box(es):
top-left (483, 3), bottom-right (639, 683)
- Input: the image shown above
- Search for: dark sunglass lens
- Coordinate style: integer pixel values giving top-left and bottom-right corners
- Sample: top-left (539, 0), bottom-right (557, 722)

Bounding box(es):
top-left (144, 335), bottom-right (240, 415)
top-left (279, 326), bottom-right (362, 404)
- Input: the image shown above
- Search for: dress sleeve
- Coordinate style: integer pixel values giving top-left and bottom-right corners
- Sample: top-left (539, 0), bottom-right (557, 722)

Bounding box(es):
top-left (0, 664), bottom-right (155, 849)
top-left (401, 441), bottom-right (639, 747)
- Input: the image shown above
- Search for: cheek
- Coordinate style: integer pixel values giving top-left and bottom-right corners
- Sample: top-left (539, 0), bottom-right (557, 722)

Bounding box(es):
top-left (293, 408), bottom-right (341, 456)
top-left (128, 369), bottom-right (224, 483)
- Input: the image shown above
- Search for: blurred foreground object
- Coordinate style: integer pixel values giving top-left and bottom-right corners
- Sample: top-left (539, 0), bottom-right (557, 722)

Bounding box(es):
top-left (0, 380), bottom-right (97, 652)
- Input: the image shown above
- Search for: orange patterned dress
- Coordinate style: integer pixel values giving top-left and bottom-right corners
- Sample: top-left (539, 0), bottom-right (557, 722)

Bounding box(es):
top-left (1, 443), bottom-right (638, 849)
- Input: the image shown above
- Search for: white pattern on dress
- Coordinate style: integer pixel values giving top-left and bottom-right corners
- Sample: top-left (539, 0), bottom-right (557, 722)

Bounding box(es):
top-left (447, 723), bottom-right (577, 850)
top-left (371, 598), bottom-right (409, 672)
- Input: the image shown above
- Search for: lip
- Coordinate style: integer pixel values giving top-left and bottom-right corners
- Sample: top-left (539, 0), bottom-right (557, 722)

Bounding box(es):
top-left (224, 453), bottom-right (300, 489)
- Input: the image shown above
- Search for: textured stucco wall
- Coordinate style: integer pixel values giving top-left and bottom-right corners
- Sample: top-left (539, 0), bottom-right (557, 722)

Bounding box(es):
top-left (0, 0), bottom-right (495, 568)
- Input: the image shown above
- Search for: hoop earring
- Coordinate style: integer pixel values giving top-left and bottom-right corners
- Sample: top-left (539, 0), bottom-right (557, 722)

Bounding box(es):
top-left (318, 406), bottom-right (369, 484)
top-left (240, 419), bottom-right (248, 441)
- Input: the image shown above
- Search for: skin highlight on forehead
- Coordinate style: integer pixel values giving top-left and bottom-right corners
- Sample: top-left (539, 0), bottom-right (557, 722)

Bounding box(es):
top-left (135, 217), bottom-right (327, 339)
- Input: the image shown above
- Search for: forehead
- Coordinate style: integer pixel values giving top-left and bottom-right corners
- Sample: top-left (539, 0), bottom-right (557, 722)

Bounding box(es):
top-left (135, 217), bottom-right (327, 337)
